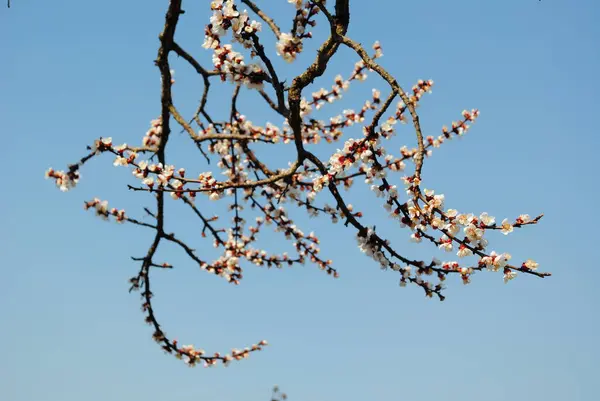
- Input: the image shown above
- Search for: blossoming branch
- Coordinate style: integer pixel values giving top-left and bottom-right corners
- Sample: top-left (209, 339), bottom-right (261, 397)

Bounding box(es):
top-left (45, 0), bottom-right (549, 368)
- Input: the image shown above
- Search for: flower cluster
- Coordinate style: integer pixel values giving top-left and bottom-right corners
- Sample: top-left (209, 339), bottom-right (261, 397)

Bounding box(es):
top-left (91, 137), bottom-right (113, 154)
top-left (275, 0), bottom-right (323, 62)
top-left (203, 0), bottom-right (266, 89)
top-left (205, 0), bottom-right (262, 49)
top-left (153, 329), bottom-right (267, 368)
top-left (84, 198), bottom-right (126, 223)
top-left (306, 43), bottom-right (383, 112)
top-left (276, 32), bottom-right (303, 63)
top-left (142, 117), bottom-right (163, 148)
top-left (45, 166), bottom-right (80, 192)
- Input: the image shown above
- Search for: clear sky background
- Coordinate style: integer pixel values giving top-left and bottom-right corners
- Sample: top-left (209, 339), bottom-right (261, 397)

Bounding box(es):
top-left (2, 1), bottom-right (599, 400)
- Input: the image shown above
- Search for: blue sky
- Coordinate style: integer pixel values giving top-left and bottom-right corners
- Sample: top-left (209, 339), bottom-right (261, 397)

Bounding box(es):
top-left (1, 1), bottom-right (599, 400)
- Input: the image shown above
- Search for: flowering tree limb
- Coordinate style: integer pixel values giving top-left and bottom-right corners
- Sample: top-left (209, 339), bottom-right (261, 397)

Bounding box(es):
top-left (46, 0), bottom-right (549, 368)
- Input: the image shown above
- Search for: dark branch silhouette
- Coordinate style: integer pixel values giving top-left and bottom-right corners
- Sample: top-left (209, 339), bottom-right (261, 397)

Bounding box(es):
top-left (46, 0), bottom-right (549, 369)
